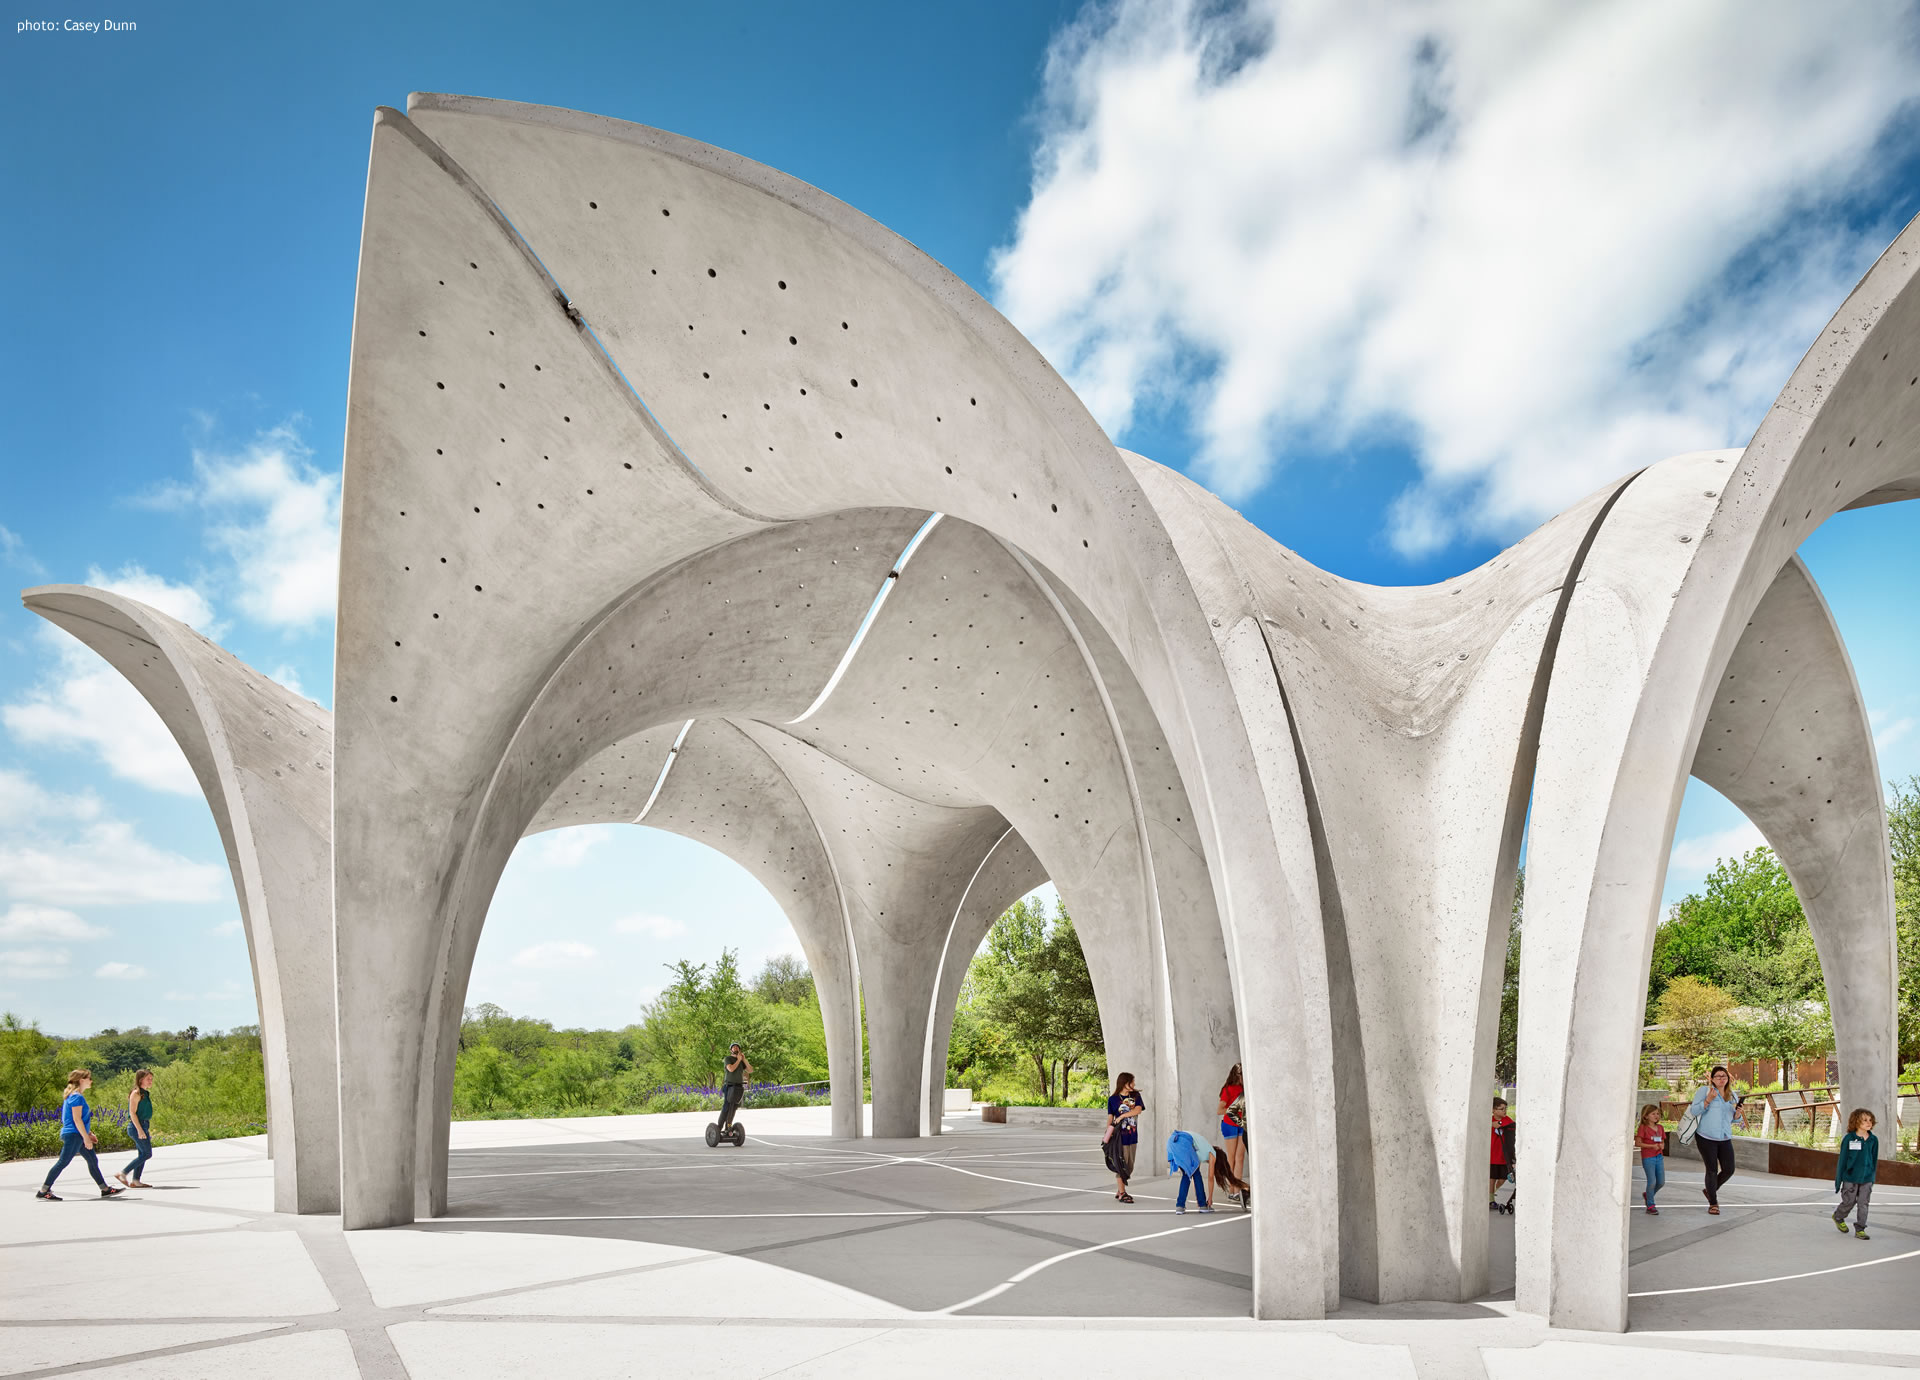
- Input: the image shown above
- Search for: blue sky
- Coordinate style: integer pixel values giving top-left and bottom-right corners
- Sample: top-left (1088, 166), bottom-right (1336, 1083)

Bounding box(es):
top-left (1, 1), bottom-right (1916, 1034)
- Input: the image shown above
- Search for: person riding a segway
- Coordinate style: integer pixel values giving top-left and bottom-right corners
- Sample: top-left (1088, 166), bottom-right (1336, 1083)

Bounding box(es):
top-left (705, 1043), bottom-right (751, 1148)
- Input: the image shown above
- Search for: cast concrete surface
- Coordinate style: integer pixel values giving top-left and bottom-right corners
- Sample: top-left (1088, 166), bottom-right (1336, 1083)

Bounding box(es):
top-left (4, 1113), bottom-right (1918, 1378)
top-left (20, 91), bottom-right (1920, 1333)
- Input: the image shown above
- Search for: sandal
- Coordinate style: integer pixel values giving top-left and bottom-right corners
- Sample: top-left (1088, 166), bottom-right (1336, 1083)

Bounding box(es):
top-left (1706, 1205), bottom-right (1719, 1215)
top-left (1119, 1193), bottom-right (1135, 1204)
top-left (130, 1180), bottom-right (152, 1188)
top-left (114, 1173), bottom-right (129, 1187)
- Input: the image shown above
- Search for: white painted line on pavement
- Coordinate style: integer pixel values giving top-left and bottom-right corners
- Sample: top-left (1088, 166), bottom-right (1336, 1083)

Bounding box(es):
top-left (938, 1214), bottom-right (1251, 1314)
top-left (1630, 1246), bottom-right (1920, 1296)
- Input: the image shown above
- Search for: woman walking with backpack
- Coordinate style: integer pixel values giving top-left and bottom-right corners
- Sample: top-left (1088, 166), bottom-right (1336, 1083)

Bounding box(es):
top-left (36, 1070), bottom-right (124, 1201)
top-left (1685, 1066), bottom-right (1742, 1214)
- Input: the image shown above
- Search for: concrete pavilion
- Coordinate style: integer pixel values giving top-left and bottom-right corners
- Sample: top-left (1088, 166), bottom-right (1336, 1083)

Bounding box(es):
top-left (24, 93), bottom-right (1918, 1334)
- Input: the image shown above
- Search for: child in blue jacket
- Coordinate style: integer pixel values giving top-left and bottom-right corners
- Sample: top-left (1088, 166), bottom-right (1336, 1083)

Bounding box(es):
top-left (1832, 1108), bottom-right (1879, 1240)
top-left (1165, 1129), bottom-right (1216, 1215)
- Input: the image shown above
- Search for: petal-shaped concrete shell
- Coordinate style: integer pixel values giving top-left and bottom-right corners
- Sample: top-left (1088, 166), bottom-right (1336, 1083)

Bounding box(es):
top-left (20, 587), bottom-right (340, 1214)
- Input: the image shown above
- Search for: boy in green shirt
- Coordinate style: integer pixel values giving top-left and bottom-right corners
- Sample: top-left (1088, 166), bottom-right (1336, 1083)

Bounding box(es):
top-left (1832, 1108), bottom-right (1880, 1240)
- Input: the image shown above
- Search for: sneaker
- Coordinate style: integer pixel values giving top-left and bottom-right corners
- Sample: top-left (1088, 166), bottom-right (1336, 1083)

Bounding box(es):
top-left (1198, 1205), bottom-right (1215, 1214)
top-left (1645, 1206), bottom-right (1658, 1215)
top-left (1836, 1217), bottom-right (1850, 1233)
top-left (1175, 1205), bottom-right (1186, 1215)
top-left (1855, 1227), bottom-right (1871, 1241)
top-left (35, 1187), bottom-right (60, 1201)
top-left (100, 1186), bottom-right (123, 1198)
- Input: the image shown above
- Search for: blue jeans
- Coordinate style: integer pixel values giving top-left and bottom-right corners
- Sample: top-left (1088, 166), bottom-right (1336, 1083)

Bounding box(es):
top-left (1641, 1153), bottom-right (1665, 1206)
top-left (1177, 1168), bottom-right (1209, 1210)
top-left (45, 1132), bottom-right (106, 1189)
top-left (125, 1133), bottom-right (153, 1181)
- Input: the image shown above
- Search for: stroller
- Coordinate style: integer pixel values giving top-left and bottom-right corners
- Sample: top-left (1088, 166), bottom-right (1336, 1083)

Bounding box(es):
top-left (1492, 1167), bottom-right (1516, 1214)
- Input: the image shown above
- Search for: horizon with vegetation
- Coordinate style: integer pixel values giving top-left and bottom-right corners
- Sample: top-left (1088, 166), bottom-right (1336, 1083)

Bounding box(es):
top-left (6, 779), bottom-right (1915, 1161)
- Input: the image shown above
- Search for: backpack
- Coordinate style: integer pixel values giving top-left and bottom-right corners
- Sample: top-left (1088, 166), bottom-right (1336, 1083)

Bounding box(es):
top-left (1676, 1109), bottom-right (1700, 1146)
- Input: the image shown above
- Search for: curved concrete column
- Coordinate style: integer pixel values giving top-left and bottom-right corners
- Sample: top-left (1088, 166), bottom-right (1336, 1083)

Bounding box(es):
top-left (395, 512), bottom-right (916, 1219)
top-left (400, 94), bottom-right (1342, 1311)
top-left (1519, 205), bottom-right (1920, 1330)
top-left (1692, 558), bottom-right (1897, 1135)
top-left (1130, 458), bottom-right (1629, 1304)
top-left (21, 587), bottom-right (339, 1215)
top-left (781, 515), bottom-right (1191, 1162)
top-left (920, 829), bottom-right (1047, 1136)
top-left (739, 724), bottom-right (1008, 1138)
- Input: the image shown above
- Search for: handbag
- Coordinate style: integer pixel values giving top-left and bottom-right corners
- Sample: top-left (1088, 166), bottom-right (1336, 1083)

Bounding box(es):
top-left (1676, 1109), bottom-right (1700, 1146)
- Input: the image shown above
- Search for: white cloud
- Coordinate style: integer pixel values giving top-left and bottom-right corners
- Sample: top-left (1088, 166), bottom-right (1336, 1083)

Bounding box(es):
top-left (185, 425), bottom-right (340, 630)
top-left (94, 961), bottom-right (148, 980)
top-left (529, 826), bottom-right (619, 868)
top-left (85, 564), bottom-right (217, 630)
top-left (209, 919), bottom-right (243, 937)
top-left (1668, 820), bottom-right (1767, 876)
top-left (3, 632), bottom-right (201, 796)
top-left (0, 904), bottom-right (108, 942)
top-left (0, 770), bottom-right (100, 825)
top-left (0, 947), bottom-right (70, 980)
top-left (613, 912), bottom-right (687, 940)
top-left (994, 0), bottom-right (1920, 554)
top-left (0, 770), bottom-right (225, 906)
top-left (512, 940), bottom-right (598, 969)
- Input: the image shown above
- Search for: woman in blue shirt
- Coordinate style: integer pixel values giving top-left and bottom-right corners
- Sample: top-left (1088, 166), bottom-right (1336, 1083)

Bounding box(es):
top-left (36, 1069), bottom-right (124, 1201)
top-left (1687, 1066), bottom-right (1742, 1214)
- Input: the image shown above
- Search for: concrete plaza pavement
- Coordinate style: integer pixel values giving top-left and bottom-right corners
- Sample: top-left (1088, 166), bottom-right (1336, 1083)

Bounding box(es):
top-left (2, 1106), bottom-right (1917, 1377)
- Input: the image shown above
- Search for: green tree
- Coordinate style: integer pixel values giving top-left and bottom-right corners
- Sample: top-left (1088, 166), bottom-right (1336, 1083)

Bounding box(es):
top-left (0, 1013), bottom-right (62, 1113)
top-left (752, 954), bottom-right (815, 1006)
top-left (1889, 776), bottom-right (1920, 1067)
top-left (461, 1003), bottom-right (555, 1060)
top-left (970, 897), bottom-right (1104, 1103)
top-left (453, 1043), bottom-right (516, 1113)
top-left (1650, 847), bottom-right (1813, 1004)
top-left (1495, 871), bottom-right (1522, 1085)
top-left (640, 949), bottom-right (785, 1086)
top-left (1649, 975), bottom-right (1736, 1057)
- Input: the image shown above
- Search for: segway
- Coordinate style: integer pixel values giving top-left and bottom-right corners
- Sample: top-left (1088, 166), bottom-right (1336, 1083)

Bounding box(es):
top-left (704, 1118), bottom-right (746, 1148)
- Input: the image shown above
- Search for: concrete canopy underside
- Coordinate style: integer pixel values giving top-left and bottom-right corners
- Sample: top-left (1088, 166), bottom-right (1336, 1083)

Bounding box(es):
top-left (24, 92), bottom-right (1916, 1333)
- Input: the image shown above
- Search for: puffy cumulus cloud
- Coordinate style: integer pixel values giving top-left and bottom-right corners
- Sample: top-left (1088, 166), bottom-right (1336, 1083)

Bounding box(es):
top-left (84, 565), bottom-right (216, 630)
top-left (0, 904), bottom-right (108, 942)
top-left (0, 769), bottom-right (100, 826)
top-left (146, 423), bottom-right (341, 630)
top-left (0, 769), bottom-right (225, 906)
top-left (511, 940), bottom-right (598, 969)
top-left (3, 627), bottom-right (200, 796)
top-left (613, 912), bottom-right (687, 940)
top-left (993, 0), bottom-right (1920, 555)
top-left (94, 961), bottom-right (148, 980)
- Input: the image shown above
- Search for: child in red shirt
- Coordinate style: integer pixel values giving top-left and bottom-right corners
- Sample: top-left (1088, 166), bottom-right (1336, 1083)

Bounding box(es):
top-left (1634, 1103), bottom-right (1667, 1213)
top-left (1489, 1098), bottom-right (1516, 1207)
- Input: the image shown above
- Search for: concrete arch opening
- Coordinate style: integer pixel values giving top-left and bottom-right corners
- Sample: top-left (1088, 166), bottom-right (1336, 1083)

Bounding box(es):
top-left (336, 501), bottom-right (1243, 1229)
